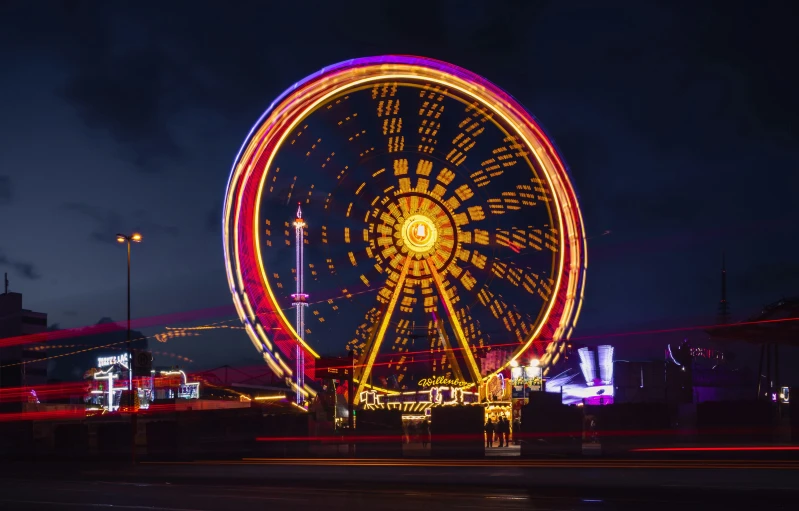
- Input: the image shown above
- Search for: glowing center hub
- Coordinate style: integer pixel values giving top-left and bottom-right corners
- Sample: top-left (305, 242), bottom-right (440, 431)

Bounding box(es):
top-left (401, 214), bottom-right (438, 253)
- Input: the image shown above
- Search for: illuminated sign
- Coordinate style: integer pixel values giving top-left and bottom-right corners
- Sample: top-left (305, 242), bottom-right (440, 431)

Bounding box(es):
top-left (359, 386), bottom-right (474, 411)
top-left (417, 376), bottom-right (471, 388)
top-left (93, 368), bottom-right (128, 412)
top-left (511, 365), bottom-right (542, 399)
top-left (98, 353), bottom-right (129, 369)
top-left (178, 383), bottom-right (200, 400)
top-left (428, 386), bottom-right (464, 405)
top-left (484, 373), bottom-right (509, 402)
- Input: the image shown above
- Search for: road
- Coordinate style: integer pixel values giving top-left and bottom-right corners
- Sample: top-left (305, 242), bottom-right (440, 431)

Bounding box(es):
top-left (1, 458), bottom-right (798, 510)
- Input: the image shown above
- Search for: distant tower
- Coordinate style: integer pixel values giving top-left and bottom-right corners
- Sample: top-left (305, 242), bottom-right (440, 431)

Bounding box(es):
top-left (291, 203), bottom-right (308, 404)
top-left (718, 253), bottom-right (731, 324)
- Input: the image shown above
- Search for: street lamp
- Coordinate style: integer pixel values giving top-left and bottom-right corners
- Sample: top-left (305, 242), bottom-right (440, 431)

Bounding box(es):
top-left (116, 233), bottom-right (142, 393)
top-left (117, 232), bottom-right (141, 465)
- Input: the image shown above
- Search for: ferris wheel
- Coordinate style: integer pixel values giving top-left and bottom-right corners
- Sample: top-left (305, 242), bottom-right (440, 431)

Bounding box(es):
top-left (223, 56), bottom-right (586, 404)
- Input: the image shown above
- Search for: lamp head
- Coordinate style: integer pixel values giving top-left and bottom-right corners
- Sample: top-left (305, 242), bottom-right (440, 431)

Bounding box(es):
top-left (116, 234), bottom-right (126, 243)
top-left (131, 233), bottom-right (142, 242)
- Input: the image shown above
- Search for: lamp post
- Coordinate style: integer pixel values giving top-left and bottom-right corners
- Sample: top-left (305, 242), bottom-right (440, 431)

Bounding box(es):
top-left (116, 232), bottom-right (142, 393)
top-left (116, 232), bottom-right (141, 465)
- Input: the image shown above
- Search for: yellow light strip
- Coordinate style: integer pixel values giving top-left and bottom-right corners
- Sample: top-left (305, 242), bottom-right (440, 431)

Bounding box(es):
top-left (254, 395), bottom-right (285, 401)
top-left (427, 261), bottom-right (481, 383)
top-left (255, 324), bottom-right (273, 351)
top-left (354, 255), bottom-right (411, 404)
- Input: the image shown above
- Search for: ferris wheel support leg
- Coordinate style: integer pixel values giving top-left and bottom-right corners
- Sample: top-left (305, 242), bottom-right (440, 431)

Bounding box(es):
top-left (435, 317), bottom-right (466, 383)
top-left (427, 260), bottom-right (482, 384)
top-left (354, 255), bottom-right (412, 404)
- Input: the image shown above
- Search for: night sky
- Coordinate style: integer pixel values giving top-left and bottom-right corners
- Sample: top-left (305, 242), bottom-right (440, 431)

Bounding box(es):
top-left (1, 1), bottom-right (797, 373)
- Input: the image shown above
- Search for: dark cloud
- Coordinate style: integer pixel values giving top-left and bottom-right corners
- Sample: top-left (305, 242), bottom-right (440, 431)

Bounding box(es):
top-left (0, 175), bottom-right (11, 204)
top-left (33, 0), bottom-right (550, 174)
top-left (0, 250), bottom-right (41, 280)
top-left (61, 44), bottom-right (184, 171)
top-left (62, 202), bottom-right (179, 243)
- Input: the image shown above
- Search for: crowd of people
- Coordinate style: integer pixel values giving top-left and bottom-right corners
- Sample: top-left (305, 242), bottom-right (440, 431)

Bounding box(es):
top-left (484, 415), bottom-right (512, 447)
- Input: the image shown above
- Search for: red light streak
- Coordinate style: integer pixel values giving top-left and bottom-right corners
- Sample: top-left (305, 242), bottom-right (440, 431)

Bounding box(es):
top-left (0, 305), bottom-right (236, 349)
top-left (255, 427), bottom-right (786, 443)
top-left (0, 381), bottom-right (89, 402)
top-left (0, 410), bottom-right (86, 422)
top-left (631, 446), bottom-right (799, 452)
top-left (570, 315), bottom-right (799, 342)
top-left (302, 315), bottom-right (799, 373)
top-left (2, 300), bottom-right (796, 376)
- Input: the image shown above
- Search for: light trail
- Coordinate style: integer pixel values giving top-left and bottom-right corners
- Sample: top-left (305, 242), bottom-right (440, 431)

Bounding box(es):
top-left (632, 446), bottom-right (799, 452)
top-left (145, 458), bottom-right (799, 470)
top-left (2, 297), bottom-right (796, 375)
top-left (0, 286), bottom-right (380, 351)
top-left (0, 305), bottom-right (237, 349)
top-left (4, 308), bottom-right (797, 373)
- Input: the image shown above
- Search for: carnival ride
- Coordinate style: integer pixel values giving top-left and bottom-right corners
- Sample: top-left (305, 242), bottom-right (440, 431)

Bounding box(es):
top-left (223, 56), bottom-right (587, 405)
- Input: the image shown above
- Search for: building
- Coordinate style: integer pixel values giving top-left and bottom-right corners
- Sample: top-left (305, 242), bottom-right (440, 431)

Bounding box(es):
top-left (85, 354), bottom-right (201, 413)
top-left (612, 340), bottom-right (755, 405)
top-left (0, 277), bottom-right (48, 397)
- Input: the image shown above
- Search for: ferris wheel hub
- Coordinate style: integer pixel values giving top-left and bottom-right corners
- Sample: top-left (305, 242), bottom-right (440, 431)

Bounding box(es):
top-left (401, 214), bottom-right (438, 254)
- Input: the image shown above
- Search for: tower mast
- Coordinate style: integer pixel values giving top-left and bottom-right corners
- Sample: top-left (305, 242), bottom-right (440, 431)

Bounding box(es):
top-left (292, 203), bottom-right (308, 404)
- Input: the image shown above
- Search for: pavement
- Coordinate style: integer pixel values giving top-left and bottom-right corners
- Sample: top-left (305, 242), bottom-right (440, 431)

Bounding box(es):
top-left (1, 457), bottom-right (799, 510)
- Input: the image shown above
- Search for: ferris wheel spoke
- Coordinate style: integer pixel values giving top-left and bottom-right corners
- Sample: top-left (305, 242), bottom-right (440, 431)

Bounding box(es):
top-left (438, 101), bottom-right (491, 168)
top-left (354, 255), bottom-right (412, 403)
top-left (432, 313), bottom-right (466, 382)
top-left (427, 260), bottom-right (481, 384)
top-left (473, 281), bottom-right (535, 345)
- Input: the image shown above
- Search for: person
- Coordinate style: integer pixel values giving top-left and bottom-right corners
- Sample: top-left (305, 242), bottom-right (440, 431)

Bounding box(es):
top-left (497, 416), bottom-right (505, 447)
top-left (500, 416), bottom-right (510, 447)
top-left (421, 419), bottom-right (430, 448)
top-left (484, 417), bottom-right (495, 448)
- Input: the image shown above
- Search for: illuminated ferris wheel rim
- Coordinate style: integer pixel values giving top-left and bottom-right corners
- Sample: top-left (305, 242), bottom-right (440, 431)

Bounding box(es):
top-left (223, 55), bottom-right (587, 393)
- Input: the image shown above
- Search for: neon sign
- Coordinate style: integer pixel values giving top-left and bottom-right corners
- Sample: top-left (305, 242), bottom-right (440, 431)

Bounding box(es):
top-left (97, 353), bottom-right (129, 369)
top-left (417, 376), bottom-right (471, 388)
